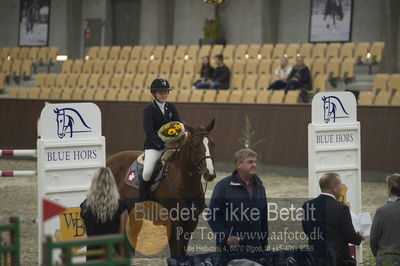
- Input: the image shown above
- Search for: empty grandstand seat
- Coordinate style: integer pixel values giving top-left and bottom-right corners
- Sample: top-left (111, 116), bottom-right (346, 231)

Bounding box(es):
top-left (83, 89), bottom-right (96, 100)
top-left (242, 90), bottom-right (257, 103)
top-left (162, 45), bottom-right (175, 62)
top-left (119, 46), bottom-right (131, 60)
top-left (198, 45), bottom-right (212, 61)
top-left (372, 74), bottom-right (389, 93)
top-left (93, 60), bottom-right (105, 74)
top-left (186, 45), bottom-right (199, 61)
top-left (300, 43), bottom-right (313, 58)
top-left (61, 88), bottom-right (73, 100)
top-left (82, 60), bottom-right (94, 73)
top-left (61, 60), bottom-right (73, 73)
top-left (48, 47), bottom-right (58, 64)
top-left (159, 61), bottom-right (173, 77)
top-left (230, 75), bottom-right (244, 90)
top-left (313, 74), bottom-right (328, 93)
top-left (284, 90), bottom-right (300, 104)
top-left (340, 43), bottom-right (355, 59)
top-left (110, 74), bottom-right (123, 89)
top-left (44, 73), bottom-right (57, 88)
top-left (71, 60), bottom-right (83, 74)
top-left (99, 74), bottom-right (112, 89)
top-left (88, 74), bottom-right (101, 89)
top-left (312, 58), bottom-right (327, 77)
top-left (215, 90), bottom-right (230, 103)
top-left (175, 45), bottom-right (188, 62)
top-left (304, 58), bottom-right (314, 70)
top-left (142, 46), bottom-right (154, 61)
top-left (183, 61), bottom-right (195, 77)
top-left (285, 44), bottom-right (300, 59)
top-left (144, 75), bottom-right (157, 89)
top-left (358, 91), bottom-right (374, 105)
top-left (1, 60), bottom-right (12, 77)
top-left (103, 60), bottom-right (116, 74)
top-left (109, 46), bottom-right (121, 60)
top-left (129, 89), bottom-right (143, 101)
top-left (0, 47), bottom-right (10, 60)
top-left (260, 44), bottom-right (273, 60)
top-left (326, 58), bottom-right (341, 79)
top-left (222, 44), bottom-right (235, 61)
top-left (176, 90), bottom-right (191, 102)
top-left (370, 42), bottom-right (384, 64)
top-left (243, 75), bottom-right (257, 90)
top-left (374, 91), bottom-right (390, 105)
top-left (77, 74), bottom-right (90, 88)
top-left (229, 90), bottom-right (243, 103)
top-left (20, 60), bottom-right (32, 79)
top-left (10, 47), bottom-right (19, 60)
top-left (247, 45), bottom-right (260, 60)
top-left (11, 60), bottom-right (21, 78)
top-left (18, 47), bottom-right (29, 60)
top-left (171, 62), bottom-right (184, 77)
top-left (190, 90), bottom-right (203, 102)
top-left (258, 59), bottom-right (272, 75)
top-left (272, 44), bottom-right (286, 59)
top-left (87, 47), bottom-right (100, 60)
top-left (256, 75), bottom-right (271, 90)
top-left (94, 89), bottom-right (108, 100)
top-left (326, 43), bottom-right (341, 58)
top-left (245, 60), bottom-right (258, 75)
top-left (122, 74), bottom-right (137, 91)
top-left (169, 75), bottom-right (180, 90)
top-left (312, 43), bottom-right (327, 59)
top-left (17, 87), bottom-right (30, 98)
top-left (210, 45), bottom-right (224, 59)
top-left (152, 46), bottom-right (165, 61)
top-left (168, 88), bottom-right (178, 102)
top-left (234, 45), bottom-right (247, 61)
top-left (256, 90), bottom-right (272, 103)
top-left (148, 61), bottom-right (160, 76)
top-left (270, 90), bottom-right (285, 103)
top-left (37, 47), bottom-right (49, 64)
top-left (354, 42), bottom-right (370, 63)
top-left (117, 60), bottom-right (130, 74)
top-left (8, 87), bottom-right (19, 98)
top-left (98, 47), bottom-right (110, 60)
top-left (389, 74), bottom-right (400, 93)
top-left (203, 90), bottom-right (217, 102)
top-left (106, 89), bottom-right (118, 101)
top-left (131, 46), bottom-right (143, 61)
top-left (49, 88), bottom-right (62, 99)
top-left (0, 73), bottom-right (6, 91)
top-left (116, 88), bottom-right (131, 101)
top-left (66, 74), bottom-right (80, 88)
top-left (136, 61), bottom-right (149, 75)
top-left (28, 47), bottom-right (39, 62)
top-left (232, 61), bottom-right (246, 75)
top-left (55, 74), bottom-right (68, 88)
top-left (180, 76), bottom-right (193, 90)
top-left (132, 74), bottom-right (146, 90)
top-left (391, 91), bottom-right (400, 106)
top-left (28, 87), bottom-right (41, 99)
top-left (39, 88), bottom-right (52, 99)
top-left (340, 57), bottom-right (356, 81)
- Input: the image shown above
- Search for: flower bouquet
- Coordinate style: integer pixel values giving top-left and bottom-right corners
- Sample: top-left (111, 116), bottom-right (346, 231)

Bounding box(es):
top-left (158, 121), bottom-right (185, 143)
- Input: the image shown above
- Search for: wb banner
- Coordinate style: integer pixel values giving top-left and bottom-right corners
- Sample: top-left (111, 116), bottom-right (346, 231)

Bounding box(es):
top-left (121, 198), bottom-right (320, 265)
top-left (37, 103), bottom-right (105, 264)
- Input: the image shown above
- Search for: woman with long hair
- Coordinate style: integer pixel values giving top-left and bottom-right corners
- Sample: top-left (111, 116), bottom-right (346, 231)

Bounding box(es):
top-left (80, 167), bottom-right (128, 260)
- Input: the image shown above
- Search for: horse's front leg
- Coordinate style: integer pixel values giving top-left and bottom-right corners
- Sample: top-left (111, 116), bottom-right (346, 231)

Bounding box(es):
top-left (168, 221), bottom-right (191, 257)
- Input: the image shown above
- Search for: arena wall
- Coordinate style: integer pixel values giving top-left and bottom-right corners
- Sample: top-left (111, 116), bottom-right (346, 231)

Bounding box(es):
top-left (1, 99), bottom-right (399, 172)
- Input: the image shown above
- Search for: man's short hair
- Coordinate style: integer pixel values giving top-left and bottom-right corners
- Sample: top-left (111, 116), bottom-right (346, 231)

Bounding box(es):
top-left (319, 172), bottom-right (340, 191)
top-left (233, 149), bottom-right (258, 164)
top-left (214, 54), bottom-right (223, 61)
top-left (387, 173), bottom-right (400, 197)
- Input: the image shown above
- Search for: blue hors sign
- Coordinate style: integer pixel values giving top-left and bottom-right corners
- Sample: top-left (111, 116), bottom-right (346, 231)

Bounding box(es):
top-left (39, 103), bottom-right (102, 141)
top-left (312, 92), bottom-right (356, 125)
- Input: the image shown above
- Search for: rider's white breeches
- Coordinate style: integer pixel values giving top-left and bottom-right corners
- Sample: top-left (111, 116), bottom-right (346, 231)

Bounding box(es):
top-left (143, 149), bottom-right (163, 181)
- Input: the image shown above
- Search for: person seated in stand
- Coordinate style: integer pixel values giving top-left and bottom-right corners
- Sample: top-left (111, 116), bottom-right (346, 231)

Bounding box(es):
top-left (195, 54), bottom-right (230, 90)
top-left (267, 57), bottom-right (292, 90)
top-left (80, 167), bottom-right (128, 261)
top-left (285, 56), bottom-right (312, 102)
top-left (193, 56), bottom-right (214, 89)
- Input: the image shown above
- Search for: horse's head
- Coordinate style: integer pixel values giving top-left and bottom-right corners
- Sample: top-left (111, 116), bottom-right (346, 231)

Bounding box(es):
top-left (322, 96), bottom-right (332, 123)
top-left (183, 119), bottom-right (216, 182)
top-left (54, 108), bottom-right (66, 138)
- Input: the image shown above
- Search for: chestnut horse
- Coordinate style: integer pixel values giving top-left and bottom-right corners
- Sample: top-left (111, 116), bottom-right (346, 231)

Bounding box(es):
top-left (106, 119), bottom-right (217, 257)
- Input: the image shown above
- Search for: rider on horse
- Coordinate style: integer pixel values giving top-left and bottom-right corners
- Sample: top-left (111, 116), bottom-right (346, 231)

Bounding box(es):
top-left (140, 78), bottom-right (181, 200)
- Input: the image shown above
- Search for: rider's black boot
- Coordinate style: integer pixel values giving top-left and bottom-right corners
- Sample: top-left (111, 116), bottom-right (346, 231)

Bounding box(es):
top-left (139, 179), bottom-right (152, 201)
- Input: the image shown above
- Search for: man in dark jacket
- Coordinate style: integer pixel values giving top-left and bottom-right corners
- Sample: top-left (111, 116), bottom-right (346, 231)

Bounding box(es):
top-left (196, 54), bottom-right (230, 90)
top-left (208, 149), bottom-right (268, 260)
top-left (302, 172), bottom-right (364, 266)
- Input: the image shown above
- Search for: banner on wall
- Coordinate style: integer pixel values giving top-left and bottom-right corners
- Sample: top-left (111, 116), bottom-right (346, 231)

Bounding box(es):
top-left (19, 0), bottom-right (50, 46)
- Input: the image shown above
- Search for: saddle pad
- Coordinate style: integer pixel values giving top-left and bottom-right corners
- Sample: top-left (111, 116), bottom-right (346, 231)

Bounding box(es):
top-left (125, 159), bottom-right (164, 192)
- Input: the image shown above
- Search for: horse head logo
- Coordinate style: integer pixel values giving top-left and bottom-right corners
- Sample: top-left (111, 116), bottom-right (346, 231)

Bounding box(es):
top-left (54, 108), bottom-right (92, 139)
top-left (322, 96), bottom-right (350, 123)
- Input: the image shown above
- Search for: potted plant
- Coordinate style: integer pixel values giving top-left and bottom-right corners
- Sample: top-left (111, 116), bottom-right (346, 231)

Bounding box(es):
top-left (200, 0), bottom-right (226, 45)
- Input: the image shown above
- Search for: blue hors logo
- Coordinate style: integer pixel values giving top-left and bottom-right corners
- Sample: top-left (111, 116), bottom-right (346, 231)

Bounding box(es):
top-left (54, 108), bottom-right (92, 139)
top-left (322, 96), bottom-right (350, 123)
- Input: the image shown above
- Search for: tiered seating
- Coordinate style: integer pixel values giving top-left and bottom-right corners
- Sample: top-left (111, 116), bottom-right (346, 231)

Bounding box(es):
top-left (356, 73), bottom-right (400, 105)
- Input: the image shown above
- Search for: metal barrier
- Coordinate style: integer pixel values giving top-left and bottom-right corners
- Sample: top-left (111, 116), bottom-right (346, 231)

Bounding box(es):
top-left (0, 217), bottom-right (20, 266)
top-left (43, 234), bottom-right (131, 266)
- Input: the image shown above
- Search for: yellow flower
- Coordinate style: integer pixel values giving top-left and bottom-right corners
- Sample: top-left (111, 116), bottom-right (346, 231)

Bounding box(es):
top-left (164, 125), bottom-right (169, 130)
top-left (168, 128), bottom-right (176, 135)
top-left (174, 124), bottom-right (182, 130)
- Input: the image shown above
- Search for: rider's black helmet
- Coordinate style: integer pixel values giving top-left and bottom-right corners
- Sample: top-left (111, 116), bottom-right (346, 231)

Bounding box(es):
top-left (150, 78), bottom-right (172, 93)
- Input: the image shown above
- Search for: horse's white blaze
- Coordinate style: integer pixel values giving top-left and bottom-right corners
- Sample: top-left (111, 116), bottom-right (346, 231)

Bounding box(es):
top-left (203, 137), bottom-right (214, 175)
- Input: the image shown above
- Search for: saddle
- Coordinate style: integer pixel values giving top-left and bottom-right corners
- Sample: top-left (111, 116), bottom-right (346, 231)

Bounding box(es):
top-left (124, 149), bottom-right (175, 192)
